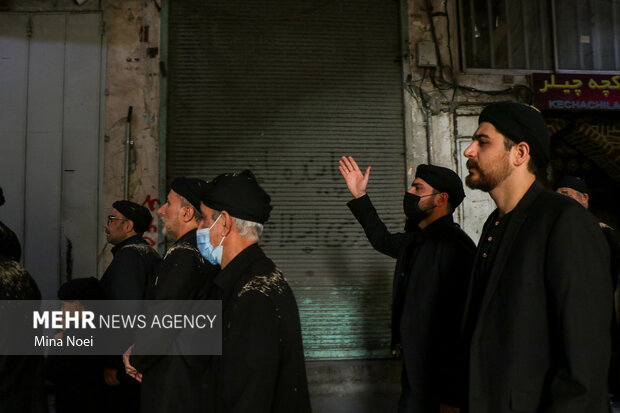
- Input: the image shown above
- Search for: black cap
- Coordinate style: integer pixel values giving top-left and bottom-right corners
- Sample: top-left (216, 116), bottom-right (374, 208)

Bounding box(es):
top-left (113, 200), bottom-right (152, 233)
top-left (58, 277), bottom-right (102, 301)
top-left (554, 176), bottom-right (591, 195)
top-left (201, 170), bottom-right (272, 224)
top-left (479, 102), bottom-right (550, 169)
top-left (171, 177), bottom-right (208, 212)
top-left (415, 164), bottom-right (466, 208)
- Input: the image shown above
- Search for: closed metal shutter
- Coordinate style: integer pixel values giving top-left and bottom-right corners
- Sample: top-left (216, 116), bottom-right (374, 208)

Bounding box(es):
top-left (167, 0), bottom-right (406, 359)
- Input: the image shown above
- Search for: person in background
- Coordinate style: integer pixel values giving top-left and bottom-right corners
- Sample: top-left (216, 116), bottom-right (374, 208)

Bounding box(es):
top-left (47, 277), bottom-right (104, 413)
top-left (340, 157), bottom-right (475, 413)
top-left (554, 175), bottom-right (620, 400)
top-left (100, 200), bottom-right (161, 413)
top-left (125, 177), bottom-right (218, 413)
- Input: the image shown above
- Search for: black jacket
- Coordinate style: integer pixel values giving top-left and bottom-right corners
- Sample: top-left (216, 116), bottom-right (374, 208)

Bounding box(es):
top-left (131, 229), bottom-right (218, 413)
top-left (348, 194), bottom-right (475, 410)
top-left (0, 219), bottom-right (21, 262)
top-left (462, 182), bottom-right (612, 413)
top-left (100, 235), bottom-right (161, 301)
top-left (99, 235), bottom-right (161, 407)
top-left (202, 243), bottom-right (311, 413)
top-left (0, 258), bottom-right (47, 413)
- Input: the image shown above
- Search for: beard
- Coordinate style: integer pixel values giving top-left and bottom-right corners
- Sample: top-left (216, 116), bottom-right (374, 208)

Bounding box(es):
top-left (465, 154), bottom-right (512, 192)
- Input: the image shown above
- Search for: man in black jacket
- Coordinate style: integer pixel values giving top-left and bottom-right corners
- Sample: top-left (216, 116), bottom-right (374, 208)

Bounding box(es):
top-left (462, 102), bottom-right (611, 413)
top-left (339, 157), bottom-right (475, 413)
top-left (100, 200), bottom-right (161, 412)
top-left (124, 177), bottom-right (218, 413)
top-left (554, 175), bottom-right (620, 400)
top-left (198, 170), bottom-right (311, 413)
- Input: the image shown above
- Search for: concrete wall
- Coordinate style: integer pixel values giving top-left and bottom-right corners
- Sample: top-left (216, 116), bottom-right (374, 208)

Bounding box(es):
top-left (99, 0), bottom-right (161, 272)
top-left (0, 0), bottom-right (162, 274)
top-left (405, 0), bottom-right (528, 241)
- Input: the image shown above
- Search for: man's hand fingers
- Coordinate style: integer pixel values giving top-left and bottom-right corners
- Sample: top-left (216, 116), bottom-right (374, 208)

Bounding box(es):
top-left (341, 156), bottom-right (355, 172)
top-left (347, 156), bottom-right (360, 171)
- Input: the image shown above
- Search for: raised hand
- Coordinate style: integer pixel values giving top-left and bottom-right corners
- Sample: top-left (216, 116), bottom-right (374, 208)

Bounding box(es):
top-left (339, 156), bottom-right (371, 199)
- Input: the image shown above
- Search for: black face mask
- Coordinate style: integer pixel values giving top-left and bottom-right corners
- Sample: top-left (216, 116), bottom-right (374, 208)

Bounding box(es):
top-left (403, 192), bottom-right (437, 226)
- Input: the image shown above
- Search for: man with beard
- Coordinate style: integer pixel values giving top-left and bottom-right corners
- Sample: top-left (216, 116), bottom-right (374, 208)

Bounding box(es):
top-left (340, 157), bottom-right (475, 413)
top-left (100, 200), bottom-right (161, 412)
top-left (462, 102), bottom-right (611, 413)
top-left (124, 177), bottom-right (218, 413)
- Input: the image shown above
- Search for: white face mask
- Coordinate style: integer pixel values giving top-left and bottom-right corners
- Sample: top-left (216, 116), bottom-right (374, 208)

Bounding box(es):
top-left (196, 215), bottom-right (225, 266)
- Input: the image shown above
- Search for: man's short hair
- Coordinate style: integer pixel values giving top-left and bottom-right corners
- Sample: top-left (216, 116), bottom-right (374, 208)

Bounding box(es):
top-left (503, 136), bottom-right (538, 175)
top-left (212, 210), bottom-right (263, 242)
top-left (179, 195), bottom-right (203, 223)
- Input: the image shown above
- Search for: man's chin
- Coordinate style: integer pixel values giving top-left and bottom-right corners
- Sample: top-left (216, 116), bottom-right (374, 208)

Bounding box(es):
top-left (465, 175), bottom-right (487, 191)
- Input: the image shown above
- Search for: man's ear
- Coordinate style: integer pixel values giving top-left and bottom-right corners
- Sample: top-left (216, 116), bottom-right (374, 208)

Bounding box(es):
top-left (435, 192), bottom-right (449, 208)
top-left (512, 142), bottom-right (530, 167)
top-left (124, 219), bottom-right (135, 234)
top-left (180, 205), bottom-right (195, 223)
top-left (219, 211), bottom-right (234, 237)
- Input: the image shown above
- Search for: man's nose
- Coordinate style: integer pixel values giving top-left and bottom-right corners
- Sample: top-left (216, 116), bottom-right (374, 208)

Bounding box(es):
top-left (464, 142), bottom-right (475, 158)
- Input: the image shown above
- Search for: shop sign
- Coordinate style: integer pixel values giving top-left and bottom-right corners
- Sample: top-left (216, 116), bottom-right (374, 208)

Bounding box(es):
top-left (532, 73), bottom-right (620, 110)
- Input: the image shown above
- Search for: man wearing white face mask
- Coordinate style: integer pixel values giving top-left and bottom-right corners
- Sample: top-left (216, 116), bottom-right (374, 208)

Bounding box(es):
top-left (197, 170), bottom-right (311, 413)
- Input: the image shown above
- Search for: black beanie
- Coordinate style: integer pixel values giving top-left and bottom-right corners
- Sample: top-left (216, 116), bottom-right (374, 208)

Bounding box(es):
top-left (201, 170), bottom-right (272, 224)
top-left (415, 164), bottom-right (466, 207)
top-left (479, 102), bottom-right (550, 169)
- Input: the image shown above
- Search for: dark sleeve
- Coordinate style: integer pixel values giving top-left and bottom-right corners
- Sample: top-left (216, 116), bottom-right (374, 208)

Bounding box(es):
top-left (219, 291), bottom-right (280, 413)
top-left (436, 234), bottom-right (475, 407)
top-left (601, 225), bottom-right (620, 290)
top-left (131, 248), bottom-right (205, 373)
top-left (102, 248), bottom-right (147, 300)
top-left (347, 194), bottom-right (406, 259)
top-left (545, 207), bottom-right (612, 411)
top-left (0, 221), bottom-right (21, 262)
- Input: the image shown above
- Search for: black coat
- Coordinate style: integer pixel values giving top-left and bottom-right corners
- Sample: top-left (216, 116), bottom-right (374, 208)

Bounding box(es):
top-left (99, 235), bottom-right (160, 411)
top-left (348, 195), bottom-right (475, 410)
top-left (202, 243), bottom-right (311, 413)
top-left (100, 234), bottom-right (161, 301)
top-left (0, 219), bottom-right (21, 262)
top-left (0, 258), bottom-right (47, 413)
top-left (131, 229), bottom-right (218, 413)
top-left (462, 182), bottom-right (612, 413)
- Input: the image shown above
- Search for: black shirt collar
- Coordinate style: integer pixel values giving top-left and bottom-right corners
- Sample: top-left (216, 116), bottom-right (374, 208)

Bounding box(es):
top-left (174, 228), bottom-right (198, 248)
top-left (421, 213), bottom-right (455, 234)
top-left (213, 243), bottom-right (264, 294)
top-left (111, 234), bottom-right (146, 255)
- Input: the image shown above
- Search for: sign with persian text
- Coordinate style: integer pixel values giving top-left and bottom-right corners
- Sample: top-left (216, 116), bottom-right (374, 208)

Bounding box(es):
top-left (532, 73), bottom-right (620, 110)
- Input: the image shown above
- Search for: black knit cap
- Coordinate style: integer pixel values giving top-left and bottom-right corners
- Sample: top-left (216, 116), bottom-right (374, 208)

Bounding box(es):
top-left (200, 170), bottom-right (272, 224)
top-left (479, 102), bottom-right (550, 169)
top-left (171, 177), bottom-right (208, 212)
top-left (554, 176), bottom-right (591, 195)
top-left (415, 164), bottom-right (466, 207)
top-left (58, 277), bottom-right (102, 301)
top-left (113, 200), bottom-right (152, 233)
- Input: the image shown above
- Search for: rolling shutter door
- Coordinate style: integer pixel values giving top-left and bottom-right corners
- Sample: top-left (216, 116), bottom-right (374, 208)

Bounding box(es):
top-left (167, 0), bottom-right (406, 359)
